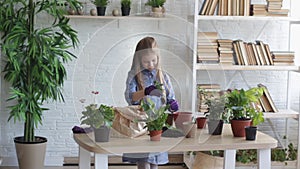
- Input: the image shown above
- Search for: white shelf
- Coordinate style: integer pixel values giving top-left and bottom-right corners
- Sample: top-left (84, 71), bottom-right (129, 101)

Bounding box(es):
top-left (264, 109), bottom-right (299, 119)
top-left (65, 14), bottom-right (170, 20)
top-left (196, 15), bottom-right (300, 22)
top-left (195, 64), bottom-right (300, 71)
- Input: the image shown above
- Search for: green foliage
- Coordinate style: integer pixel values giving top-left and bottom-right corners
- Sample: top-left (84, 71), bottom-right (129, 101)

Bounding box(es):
top-left (141, 98), bottom-right (168, 131)
top-left (121, 0), bottom-right (131, 8)
top-left (145, 0), bottom-right (166, 7)
top-left (92, 0), bottom-right (109, 7)
top-left (236, 149), bottom-right (257, 163)
top-left (225, 87), bottom-right (264, 125)
top-left (81, 104), bottom-right (115, 128)
top-left (205, 96), bottom-right (227, 121)
top-left (0, 0), bottom-right (81, 142)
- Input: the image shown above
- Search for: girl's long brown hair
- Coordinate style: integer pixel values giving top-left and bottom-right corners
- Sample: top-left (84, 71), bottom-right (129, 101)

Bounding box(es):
top-left (130, 37), bottom-right (167, 102)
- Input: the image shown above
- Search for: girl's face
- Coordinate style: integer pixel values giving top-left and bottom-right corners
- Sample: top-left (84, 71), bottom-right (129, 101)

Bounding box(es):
top-left (141, 53), bottom-right (158, 71)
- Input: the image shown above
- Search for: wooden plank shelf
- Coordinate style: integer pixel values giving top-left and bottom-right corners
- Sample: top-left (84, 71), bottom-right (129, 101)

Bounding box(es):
top-left (195, 64), bottom-right (300, 71)
top-left (196, 15), bottom-right (300, 22)
top-left (65, 15), bottom-right (170, 20)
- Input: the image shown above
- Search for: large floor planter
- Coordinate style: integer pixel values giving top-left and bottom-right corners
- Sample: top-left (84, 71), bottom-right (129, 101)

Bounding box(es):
top-left (14, 136), bottom-right (47, 169)
top-left (231, 119), bottom-right (251, 137)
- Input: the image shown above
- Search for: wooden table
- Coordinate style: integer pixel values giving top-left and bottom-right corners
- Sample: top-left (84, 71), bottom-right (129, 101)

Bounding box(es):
top-left (73, 125), bottom-right (277, 169)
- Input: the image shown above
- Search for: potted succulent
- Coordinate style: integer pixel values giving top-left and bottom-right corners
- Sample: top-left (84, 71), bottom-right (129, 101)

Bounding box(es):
top-left (141, 96), bottom-right (168, 141)
top-left (121, 0), bottom-right (131, 16)
top-left (206, 95), bottom-right (227, 135)
top-left (91, 0), bottom-right (109, 16)
top-left (80, 103), bottom-right (114, 142)
top-left (145, 0), bottom-right (166, 17)
top-left (0, 0), bottom-right (81, 169)
top-left (225, 87), bottom-right (264, 137)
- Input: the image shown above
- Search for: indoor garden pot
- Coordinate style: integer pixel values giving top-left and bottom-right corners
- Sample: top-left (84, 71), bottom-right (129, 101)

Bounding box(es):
top-left (173, 112), bottom-right (193, 131)
top-left (121, 7), bottom-right (131, 16)
top-left (14, 136), bottom-right (47, 169)
top-left (97, 6), bottom-right (106, 16)
top-left (94, 126), bottom-right (110, 142)
top-left (231, 119), bottom-right (251, 137)
top-left (149, 130), bottom-right (162, 141)
top-left (207, 120), bottom-right (224, 135)
top-left (196, 117), bottom-right (207, 129)
top-left (245, 126), bottom-right (257, 140)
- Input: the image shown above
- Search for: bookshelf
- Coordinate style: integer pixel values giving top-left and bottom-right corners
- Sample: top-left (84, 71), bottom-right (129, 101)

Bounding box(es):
top-left (191, 0), bottom-right (300, 168)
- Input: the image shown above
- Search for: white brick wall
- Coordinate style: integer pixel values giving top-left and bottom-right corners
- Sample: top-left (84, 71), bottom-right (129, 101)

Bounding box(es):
top-left (0, 0), bottom-right (299, 166)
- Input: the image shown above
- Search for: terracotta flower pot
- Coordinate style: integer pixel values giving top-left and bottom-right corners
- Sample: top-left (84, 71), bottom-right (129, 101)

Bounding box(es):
top-left (173, 112), bottom-right (193, 131)
top-left (149, 130), bottom-right (162, 141)
top-left (196, 117), bottom-right (207, 129)
top-left (230, 119), bottom-right (251, 137)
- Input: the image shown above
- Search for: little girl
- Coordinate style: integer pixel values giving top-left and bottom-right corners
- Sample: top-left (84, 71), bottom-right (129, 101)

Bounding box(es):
top-left (124, 37), bottom-right (179, 169)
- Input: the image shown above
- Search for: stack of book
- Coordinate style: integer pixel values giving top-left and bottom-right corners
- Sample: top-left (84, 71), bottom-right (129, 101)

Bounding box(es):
top-left (233, 40), bottom-right (274, 65)
top-left (267, 0), bottom-right (289, 16)
top-left (197, 32), bottom-right (219, 63)
top-left (218, 39), bottom-right (234, 65)
top-left (197, 84), bottom-right (221, 113)
top-left (272, 51), bottom-right (295, 65)
top-left (200, 0), bottom-right (251, 16)
top-left (250, 4), bottom-right (268, 16)
top-left (258, 84), bottom-right (278, 112)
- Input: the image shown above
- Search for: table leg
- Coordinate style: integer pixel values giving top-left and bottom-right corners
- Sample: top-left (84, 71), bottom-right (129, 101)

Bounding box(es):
top-left (224, 149), bottom-right (236, 169)
top-left (94, 153), bottom-right (108, 169)
top-left (257, 149), bottom-right (271, 169)
top-left (79, 146), bottom-right (91, 169)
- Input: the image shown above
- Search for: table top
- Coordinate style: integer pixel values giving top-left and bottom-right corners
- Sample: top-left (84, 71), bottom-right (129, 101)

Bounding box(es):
top-left (73, 124), bottom-right (278, 154)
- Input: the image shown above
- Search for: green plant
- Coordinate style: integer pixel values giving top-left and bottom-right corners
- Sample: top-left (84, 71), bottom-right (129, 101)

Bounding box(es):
top-left (141, 97), bottom-right (168, 131)
top-left (145, 0), bottom-right (166, 7)
top-left (121, 0), bottom-right (131, 8)
top-left (81, 104), bottom-right (114, 128)
top-left (92, 0), bottom-right (109, 7)
top-left (225, 87), bottom-right (264, 125)
top-left (205, 96), bottom-right (227, 121)
top-left (0, 0), bottom-right (81, 142)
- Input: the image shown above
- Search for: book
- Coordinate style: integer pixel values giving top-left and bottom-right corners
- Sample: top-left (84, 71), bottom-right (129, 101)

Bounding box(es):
top-left (200, 0), bottom-right (211, 15)
top-left (264, 44), bottom-right (274, 65)
top-left (258, 83), bottom-right (278, 112)
top-left (256, 40), bottom-right (270, 65)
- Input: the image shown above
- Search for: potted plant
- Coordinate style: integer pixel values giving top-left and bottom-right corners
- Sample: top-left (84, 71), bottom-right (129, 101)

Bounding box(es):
top-left (80, 103), bottom-right (114, 142)
top-left (225, 87), bottom-right (264, 137)
top-left (121, 0), bottom-right (131, 16)
top-left (0, 0), bottom-right (81, 169)
top-left (145, 0), bottom-right (166, 17)
top-left (205, 95), bottom-right (227, 135)
top-left (91, 0), bottom-right (109, 16)
top-left (141, 96), bottom-right (168, 141)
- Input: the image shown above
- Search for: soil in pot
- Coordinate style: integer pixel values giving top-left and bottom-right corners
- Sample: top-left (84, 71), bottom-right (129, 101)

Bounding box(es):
top-left (245, 126), bottom-right (257, 140)
top-left (207, 120), bottom-right (223, 135)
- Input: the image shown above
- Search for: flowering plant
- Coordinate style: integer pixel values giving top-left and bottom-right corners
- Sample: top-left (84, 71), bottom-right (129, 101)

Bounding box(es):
top-left (79, 91), bottom-right (115, 129)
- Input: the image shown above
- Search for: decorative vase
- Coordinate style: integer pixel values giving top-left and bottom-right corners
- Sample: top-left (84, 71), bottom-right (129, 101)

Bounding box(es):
top-left (245, 126), bottom-right (257, 140)
top-left (207, 120), bottom-right (223, 135)
top-left (149, 130), bottom-right (162, 141)
top-left (121, 7), bottom-right (131, 16)
top-left (94, 126), bottom-right (110, 142)
top-left (173, 112), bottom-right (193, 131)
top-left (196, 117), bottom-right (207, 129)
top-left (96, 6), bottom-right (106, 16)
top-left (14, 136), bottom-right (47, 169)
top-left (230, 119), bottom-right (251, 137)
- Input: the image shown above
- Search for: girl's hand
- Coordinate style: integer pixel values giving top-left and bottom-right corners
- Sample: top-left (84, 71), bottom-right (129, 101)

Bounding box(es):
top-left (144, 85), bottom-right (162, 97)
top-left (167, 99), bottom-right (179, 112)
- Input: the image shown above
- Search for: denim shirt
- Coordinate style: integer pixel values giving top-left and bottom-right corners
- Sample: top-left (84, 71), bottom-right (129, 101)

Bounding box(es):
top-left (125, 69), bottom-right (176, 105)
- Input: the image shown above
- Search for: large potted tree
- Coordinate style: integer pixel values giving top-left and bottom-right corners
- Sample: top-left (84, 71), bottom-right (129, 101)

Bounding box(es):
top-left (0, 0), bottom-right (81, 169)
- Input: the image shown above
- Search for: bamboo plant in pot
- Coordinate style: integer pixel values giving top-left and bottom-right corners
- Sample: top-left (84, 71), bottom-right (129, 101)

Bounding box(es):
top-left (121, 0), bottom-right (131, 16)
top-left (0, 0), bottom-right (81, 169)
top-left (141, 96), bottom-right (168, 141)
top-left (145, 0), bottom-right (166, 17)
top-left (225, 87), bottom-right (264, 137)
top-left (80, 103), bottom-right (114, 142)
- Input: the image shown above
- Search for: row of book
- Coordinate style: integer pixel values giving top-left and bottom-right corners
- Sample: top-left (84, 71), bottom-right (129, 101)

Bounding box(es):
top-left (199, 0), bottom-right (289, 16)
top-left (197, 83), bottom-right (278, 113)
top-left (197, 32), bottom-right (295, 66)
